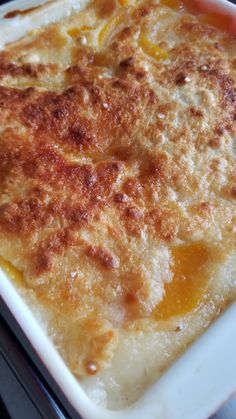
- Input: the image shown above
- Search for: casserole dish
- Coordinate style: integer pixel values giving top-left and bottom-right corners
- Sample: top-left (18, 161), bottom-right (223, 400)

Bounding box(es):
top-left (0, 0), bottom-right (236, 418)
top-left (1, 272), bottom-right (236, 419)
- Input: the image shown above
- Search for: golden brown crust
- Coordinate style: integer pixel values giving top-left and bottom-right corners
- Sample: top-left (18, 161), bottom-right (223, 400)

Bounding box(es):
top-left (86, 245), bottom-right (120, 269)
top-left (0, 0), bottom-right (236, 377)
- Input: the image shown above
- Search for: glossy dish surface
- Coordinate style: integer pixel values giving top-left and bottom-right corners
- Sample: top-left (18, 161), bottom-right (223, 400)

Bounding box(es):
top-left (0, 0), bottom-right (236, 416)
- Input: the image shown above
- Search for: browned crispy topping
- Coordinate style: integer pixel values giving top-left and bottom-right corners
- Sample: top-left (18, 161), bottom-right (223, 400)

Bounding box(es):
top-left (113, 192), bottom-right (129, 203)
top-left (94, 0), bottom-right (117, 18)
top-left (4, 6), bottom-right (40, 19)
top-left (230, 186), bottom-right (236, 198)
top-left (0, 59), bottom-right (55, 79)
top-left (0, 198), bottom-right (49, 235)
top-left (86, 361), bottom-right (98, 375)
top-left (175, 73), bottom-right (192, 85)
top-left (148, 208), bottom-right (179, 241)
top-left (0, 0), bottom-right (236, 379)
top-left (86, 245), bottom-right (120, 269)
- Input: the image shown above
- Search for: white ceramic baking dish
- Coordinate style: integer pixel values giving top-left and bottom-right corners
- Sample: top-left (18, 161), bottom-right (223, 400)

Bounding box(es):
top-left (0, 1), bottom-right (236, 418)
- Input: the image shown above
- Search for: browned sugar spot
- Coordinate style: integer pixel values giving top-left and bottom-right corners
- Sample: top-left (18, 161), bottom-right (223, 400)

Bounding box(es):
top-left (123, 178), bottom-right (143, 198)
top-left (148, 208), bottom-right (178, 241)
top-left (155, 242), bottom-right (213, 320)
top-left (86, 361), bottom-right (99, 375)
top-left (86, 245), bottom-right (120, 270)
top-left (34, 229), bottom-right (75, 275)
top-left (69, 119), bottom-right (96, 150)
top-left (230, 186), bottom-right (236, 199)
top-left (195, 201), bottom-right (215, 215)
top-left (94, 0), bottom-right (117, 18)
top-left (125, 206), bottom-right (143, 219)
top-left (0, 60), bottom-right (55, 79)
top-left (4, 6), bottom-right (40, 18)
top-left (113, 193), bottom-right (129, 203)
top-left (189, 107), bottom-right (203, 118)
top-left (208, 137), bottom-right (222, 149)
top-left (146, 153), bottom-right (169, 181)
top-left (119, 57), bottom-right (135, 68)
top-left (175, 73), bottom-right (192, 85)
top-left (0, 198), bottom-right (49, 235)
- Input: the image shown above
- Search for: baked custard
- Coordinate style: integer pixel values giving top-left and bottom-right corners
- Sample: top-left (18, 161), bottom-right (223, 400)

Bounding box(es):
top-left (0, 0), bottom-right (236, 408)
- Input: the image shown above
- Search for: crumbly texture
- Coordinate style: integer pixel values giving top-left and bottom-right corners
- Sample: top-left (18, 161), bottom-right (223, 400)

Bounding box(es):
top-left (0, 0), bottom-right (236, 407)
